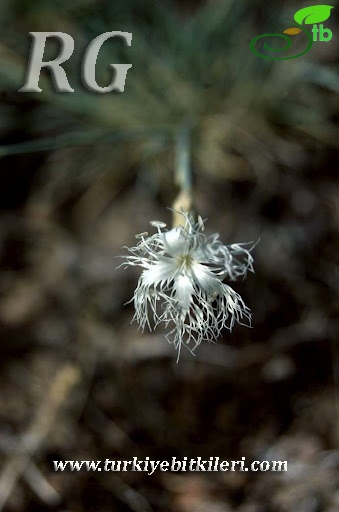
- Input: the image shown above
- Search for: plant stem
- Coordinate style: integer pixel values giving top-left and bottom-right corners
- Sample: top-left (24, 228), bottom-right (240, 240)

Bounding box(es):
top-left (172, 123), bottom-right (193, 227)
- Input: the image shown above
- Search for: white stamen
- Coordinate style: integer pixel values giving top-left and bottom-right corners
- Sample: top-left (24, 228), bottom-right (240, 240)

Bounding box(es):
top-left (150, 220), bottom-right (167, 228)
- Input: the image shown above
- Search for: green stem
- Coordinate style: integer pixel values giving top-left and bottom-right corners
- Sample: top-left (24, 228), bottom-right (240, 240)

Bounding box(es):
top-left (172, 123), bottom-right (193, 226)
top-left (175, 124), bottom-right (192, 193)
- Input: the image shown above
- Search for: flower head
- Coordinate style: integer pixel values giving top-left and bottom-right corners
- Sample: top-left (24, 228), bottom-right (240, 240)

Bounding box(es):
top-left (121, 212), bottom-right (255, 359)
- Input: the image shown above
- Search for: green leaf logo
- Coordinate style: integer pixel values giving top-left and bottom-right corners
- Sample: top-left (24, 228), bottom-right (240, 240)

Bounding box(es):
top-left (294, 5), bottom-right (333, 25)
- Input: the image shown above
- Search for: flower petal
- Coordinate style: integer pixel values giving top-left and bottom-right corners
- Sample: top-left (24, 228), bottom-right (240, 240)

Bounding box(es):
top-left (141, 257), bottom-right (178, 287)
top-left (190, 261), bottom-right (222, 294)
top-left (173, 274), bottom-right (194, 314)
top-left (162, 228), bottom-right (189, 257)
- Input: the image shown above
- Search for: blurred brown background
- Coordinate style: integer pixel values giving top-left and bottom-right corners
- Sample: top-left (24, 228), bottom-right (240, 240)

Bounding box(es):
top-left (0, 0), bottom-right (338, 511)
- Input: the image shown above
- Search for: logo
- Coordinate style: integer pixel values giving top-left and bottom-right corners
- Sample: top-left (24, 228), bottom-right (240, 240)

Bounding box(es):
top-left (250, 4), bottom-right (333, 60)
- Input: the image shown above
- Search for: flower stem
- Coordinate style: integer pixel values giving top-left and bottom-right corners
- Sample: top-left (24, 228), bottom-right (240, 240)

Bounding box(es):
top-left (172, 123), bottom-right (193, 227)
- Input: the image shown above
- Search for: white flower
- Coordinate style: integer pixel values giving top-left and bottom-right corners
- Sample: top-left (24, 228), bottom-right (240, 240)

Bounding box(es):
top-left (121, 212), bottom-right (255, 359)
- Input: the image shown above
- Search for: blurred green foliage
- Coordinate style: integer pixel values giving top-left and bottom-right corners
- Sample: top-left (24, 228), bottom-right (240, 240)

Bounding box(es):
top-left (0, 0), bottom-right (338, 214)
